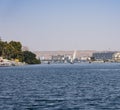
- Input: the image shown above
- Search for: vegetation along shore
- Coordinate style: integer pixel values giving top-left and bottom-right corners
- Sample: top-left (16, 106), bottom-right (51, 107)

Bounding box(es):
top-left (0, 39), bottom-right (40, 66)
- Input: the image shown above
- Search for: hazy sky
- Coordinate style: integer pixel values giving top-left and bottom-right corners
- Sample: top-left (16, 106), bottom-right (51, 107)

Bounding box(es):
top-left (0, 0), bottom-right (120, 51)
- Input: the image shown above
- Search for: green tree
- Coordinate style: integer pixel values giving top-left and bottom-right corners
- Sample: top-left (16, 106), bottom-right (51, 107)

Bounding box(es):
top-left (22, 51), bottom-right (40, 64)
top-left (0, 41), bottom-right (5, 56)
top-left (8, 41), bottom-right (22, 60)
top-left (9, 41), bottom-right (22, 51)
top-left (3, 43), bottom-right (14, 59)
top-left (0, 40), bottom-right (40, 64)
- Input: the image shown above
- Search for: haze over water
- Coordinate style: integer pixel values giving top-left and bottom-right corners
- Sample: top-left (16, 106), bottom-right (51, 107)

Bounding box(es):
top-left (0, 63), bottom-right (120, 110)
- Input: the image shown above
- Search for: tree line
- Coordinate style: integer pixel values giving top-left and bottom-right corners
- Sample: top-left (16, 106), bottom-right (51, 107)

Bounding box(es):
top-left (0, 40), bottom-right (40, 64)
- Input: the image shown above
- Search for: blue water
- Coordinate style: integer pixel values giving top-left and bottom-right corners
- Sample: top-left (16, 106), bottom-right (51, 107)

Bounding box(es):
top-left (0, 63), bottom-right (120, 110)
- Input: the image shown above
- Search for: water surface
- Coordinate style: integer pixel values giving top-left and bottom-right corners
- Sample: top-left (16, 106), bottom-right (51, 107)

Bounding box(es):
top-left (0, 63), bottom-right (120, 110)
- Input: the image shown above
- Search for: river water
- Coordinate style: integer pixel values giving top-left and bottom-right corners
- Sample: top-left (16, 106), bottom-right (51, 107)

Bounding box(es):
top-left (0, 63), bottom-right (120, 110)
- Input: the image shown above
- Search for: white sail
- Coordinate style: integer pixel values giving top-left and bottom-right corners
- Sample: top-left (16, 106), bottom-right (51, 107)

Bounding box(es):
top-left (70, 50), bottom-right (77, 63)
top-left (73, 50), bottom-right (76, 60)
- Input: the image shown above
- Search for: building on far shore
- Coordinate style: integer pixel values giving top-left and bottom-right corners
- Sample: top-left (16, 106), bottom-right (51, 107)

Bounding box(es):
top-left (92, 51), bottom-right (119, 62)
top-left (34, 50), bottom-right (95, 63)
top-left (34, 50), bottom-right (94, 60)
top-left (34, 50), bottom-right (120, 63)
top-left (112, 52), bottom-right (120, 62)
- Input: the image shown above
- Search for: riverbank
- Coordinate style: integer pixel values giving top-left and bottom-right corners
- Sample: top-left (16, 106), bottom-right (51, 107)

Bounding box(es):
top-left (0, 57), bottom-right (26, 67)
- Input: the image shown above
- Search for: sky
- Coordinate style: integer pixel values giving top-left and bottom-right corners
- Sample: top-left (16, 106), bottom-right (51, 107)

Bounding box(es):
top-left (0, 0), bottom-right (120, 51)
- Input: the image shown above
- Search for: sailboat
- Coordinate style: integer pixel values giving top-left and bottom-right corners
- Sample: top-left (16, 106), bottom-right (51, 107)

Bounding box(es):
top-left (70, 50), bottom-right (77, 64)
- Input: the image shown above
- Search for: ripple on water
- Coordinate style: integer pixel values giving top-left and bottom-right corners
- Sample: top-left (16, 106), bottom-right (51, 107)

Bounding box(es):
top-left (0, 64), bottom-right (120, 110)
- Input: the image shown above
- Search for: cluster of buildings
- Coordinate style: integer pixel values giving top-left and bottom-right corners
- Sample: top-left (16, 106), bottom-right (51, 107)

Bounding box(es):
top-left (34, 50), bottom-right (120, 64)
top-left (92, 51), bottom-right (120, 62)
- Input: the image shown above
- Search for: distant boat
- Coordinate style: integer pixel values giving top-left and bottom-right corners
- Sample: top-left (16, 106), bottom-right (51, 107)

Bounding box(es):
top-left (48, 61), bottom-right (50, 64)
top-left (70, 62), bottom-right (74, 64)
top-left (70, 50), bottom-right (77, 64)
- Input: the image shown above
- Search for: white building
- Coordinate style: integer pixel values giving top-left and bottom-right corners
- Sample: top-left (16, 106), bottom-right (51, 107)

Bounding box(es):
top-left (113, 52), bottom-right (120, 62)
